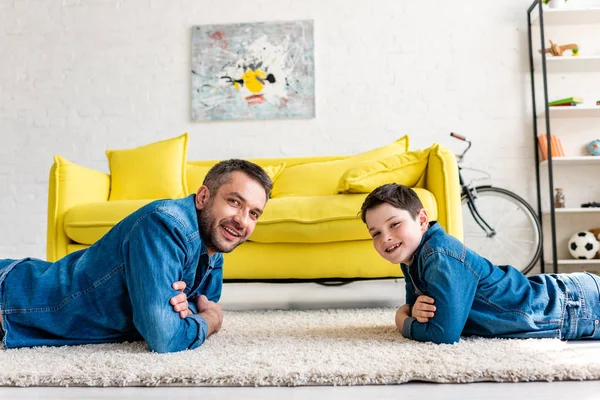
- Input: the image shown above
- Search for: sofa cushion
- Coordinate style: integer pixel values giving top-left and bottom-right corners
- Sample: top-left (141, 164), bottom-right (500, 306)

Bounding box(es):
top-left (106, 133), bottom-right (188, 201)
top-left (64, 200), bottom-right (153, 245)
top-left (63, 188), bottom-right (438, 245)
top-left (336, 145), bottom-right (435, 194)
top-left (185, 162), bottom-right (287, 195)
top-left (271, 135), bottom-right (410, 198)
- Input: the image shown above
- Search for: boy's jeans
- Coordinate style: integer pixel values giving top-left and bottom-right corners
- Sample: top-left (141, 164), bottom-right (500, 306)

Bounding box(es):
top-left (560, 272), bottom-right (600, 340)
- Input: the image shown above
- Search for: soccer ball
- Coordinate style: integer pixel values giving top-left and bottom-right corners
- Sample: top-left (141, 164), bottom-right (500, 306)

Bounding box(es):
top-left (568, 231), bottom-right (600, 259)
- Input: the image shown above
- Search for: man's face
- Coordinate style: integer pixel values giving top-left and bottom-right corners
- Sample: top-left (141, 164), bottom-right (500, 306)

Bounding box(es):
top-left (196, 171), bottom-right (267, 255)
top-left (365, 203), bottom-right (428, 265)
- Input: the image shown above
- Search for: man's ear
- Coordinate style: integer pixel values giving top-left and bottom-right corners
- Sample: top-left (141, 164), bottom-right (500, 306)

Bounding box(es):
top-left (195, 186), bottom-right (210, 210)
top-left (418, 208), bottom-right (429, 232)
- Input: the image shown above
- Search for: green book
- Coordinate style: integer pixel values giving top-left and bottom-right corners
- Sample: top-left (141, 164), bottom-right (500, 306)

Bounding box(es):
top-left (549, 97), bottom-right (583, 106)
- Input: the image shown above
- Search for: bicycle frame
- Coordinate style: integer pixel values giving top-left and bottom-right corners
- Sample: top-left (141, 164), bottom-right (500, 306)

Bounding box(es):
top-left (460, 169), bottom-right (497, 238)
top-left (453, 132), bottom-right (497, 238)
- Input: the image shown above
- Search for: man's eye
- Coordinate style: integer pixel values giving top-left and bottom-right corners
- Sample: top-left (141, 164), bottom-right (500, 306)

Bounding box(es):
top-left (250, 211), bottom-right (259, 219)
top-left (229, 199), bottom-right (239, 206)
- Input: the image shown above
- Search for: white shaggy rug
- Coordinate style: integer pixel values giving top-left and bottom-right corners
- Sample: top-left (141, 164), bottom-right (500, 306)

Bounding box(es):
top-left (1, 308), bottom-right (599, 387)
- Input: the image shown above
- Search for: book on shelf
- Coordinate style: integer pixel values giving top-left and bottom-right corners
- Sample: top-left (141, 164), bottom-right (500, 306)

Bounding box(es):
top-left (537, 134), bottom-right (565, 161)
top-left (550, 102), bottom-right (578, 107)
top-left (548, 97), bottom-right (583, 106)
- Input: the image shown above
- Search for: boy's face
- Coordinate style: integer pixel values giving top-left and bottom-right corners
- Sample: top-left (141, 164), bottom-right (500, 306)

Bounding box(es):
top-left (365, 203), bottom-right (429, 265)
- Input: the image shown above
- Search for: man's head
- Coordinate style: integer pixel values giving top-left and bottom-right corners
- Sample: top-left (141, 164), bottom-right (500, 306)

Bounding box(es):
top-left (360, 184), bottom-right (429, 265)
top-left (195, 159), bottom-right (272, 255)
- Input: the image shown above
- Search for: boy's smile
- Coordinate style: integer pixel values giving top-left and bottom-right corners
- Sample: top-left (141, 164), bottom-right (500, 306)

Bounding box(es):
top-left (365, 203), bottom-right (429, 265)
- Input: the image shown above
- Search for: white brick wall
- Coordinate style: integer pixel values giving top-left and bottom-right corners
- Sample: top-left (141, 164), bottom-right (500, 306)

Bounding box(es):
top-left (1, 0), bottom-right (599, 259)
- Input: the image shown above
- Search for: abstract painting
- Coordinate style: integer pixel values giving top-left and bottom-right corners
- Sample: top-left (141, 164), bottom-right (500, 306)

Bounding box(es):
top-left (191, 20), bottom-right (315, 121)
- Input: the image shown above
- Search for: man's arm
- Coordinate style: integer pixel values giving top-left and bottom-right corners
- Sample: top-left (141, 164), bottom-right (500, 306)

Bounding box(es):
top-left (401, 252), bottom-right (478, 344)
top-left (122, 211), bottom-right (211, 353)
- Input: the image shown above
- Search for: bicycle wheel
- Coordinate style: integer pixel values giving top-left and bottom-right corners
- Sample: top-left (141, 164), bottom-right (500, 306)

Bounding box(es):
top-left (461, 186), bottom-right (542, 274)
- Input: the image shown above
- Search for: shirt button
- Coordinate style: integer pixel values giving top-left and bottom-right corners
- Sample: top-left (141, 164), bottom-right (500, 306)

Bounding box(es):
top-left (595, 320), bottom-right (599, 325)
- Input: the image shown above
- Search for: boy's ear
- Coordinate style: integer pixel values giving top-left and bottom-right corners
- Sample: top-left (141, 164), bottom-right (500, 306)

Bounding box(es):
top-left (195, 186), bottom-right (211, 210)
top-left (418, 208), bottom-right (429, 232)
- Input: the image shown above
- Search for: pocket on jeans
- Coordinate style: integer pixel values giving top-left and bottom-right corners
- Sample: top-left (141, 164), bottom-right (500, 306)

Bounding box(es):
top-left (580, 318), bottom-right (599, 339)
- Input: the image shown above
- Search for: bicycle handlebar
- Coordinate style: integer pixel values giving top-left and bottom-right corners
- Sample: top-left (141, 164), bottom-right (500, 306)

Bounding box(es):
top-left (450, 132), bottom-right (472, 162)
top-left (450, 132), bottom-right (468, 141)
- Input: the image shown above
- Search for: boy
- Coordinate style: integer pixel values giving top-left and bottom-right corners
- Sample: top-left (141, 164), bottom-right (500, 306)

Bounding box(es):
top-left (361, 183), bottom-right (600, 344)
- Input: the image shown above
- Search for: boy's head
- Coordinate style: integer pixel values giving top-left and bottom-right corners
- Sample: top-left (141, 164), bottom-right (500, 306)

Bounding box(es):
top-left (360, 184), bottom-right (429, 265)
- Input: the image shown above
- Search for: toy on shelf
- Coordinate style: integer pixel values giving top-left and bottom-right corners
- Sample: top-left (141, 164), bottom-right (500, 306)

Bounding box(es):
top-left (587, 139), bottom-right (600, 156)
top-left (582, 202), bottom-right (600, 208)
top-left (568, 231), bottom-right (600, 260)
top-left (549, 96), bottom-right (583, 107)
top-left (538, 40), bottom-right (579, 56)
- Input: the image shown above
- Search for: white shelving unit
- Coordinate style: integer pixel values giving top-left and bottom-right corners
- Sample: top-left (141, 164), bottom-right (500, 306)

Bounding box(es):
top-left (538, 106), bottom-right (600, 118)
top-left (529, 5), bottom-right (600, 273)
top-left (539, 156), bottom-right (600, 167)
top-left (531, 7), bottom-right (600, 26)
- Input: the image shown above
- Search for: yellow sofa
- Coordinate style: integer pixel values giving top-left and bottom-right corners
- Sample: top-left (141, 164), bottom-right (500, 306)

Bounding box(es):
top-left (46, 135), bottom-right (462, 281)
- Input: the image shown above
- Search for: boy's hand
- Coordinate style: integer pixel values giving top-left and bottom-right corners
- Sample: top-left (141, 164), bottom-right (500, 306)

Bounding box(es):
top-left (170, 281), bottom-right (192, 319)
top-left (395, 304), bottom-right (411, 332)
top-left (412, 295), bottom-right (436, 323)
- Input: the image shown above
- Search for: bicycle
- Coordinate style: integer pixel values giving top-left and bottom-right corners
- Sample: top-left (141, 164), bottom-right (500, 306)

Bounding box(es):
top-left (451, 132), bottom-right (542, 274)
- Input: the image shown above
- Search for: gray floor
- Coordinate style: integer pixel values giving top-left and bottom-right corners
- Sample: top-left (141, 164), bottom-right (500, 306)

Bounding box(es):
top-left (0, 279), bottom-right (597, 399)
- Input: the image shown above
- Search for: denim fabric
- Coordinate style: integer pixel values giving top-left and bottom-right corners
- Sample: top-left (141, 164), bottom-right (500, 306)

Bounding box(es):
top-left (0, 195), bottom-right (223, 353)
top-left (401, 222), bottom-right (600, 344)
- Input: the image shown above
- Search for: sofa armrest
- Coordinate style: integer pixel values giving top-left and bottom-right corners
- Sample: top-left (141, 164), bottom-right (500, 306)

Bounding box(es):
top-left (424, 146), bottom-right (463, 241)
top-left (46, 156), bottom-right (110, 261)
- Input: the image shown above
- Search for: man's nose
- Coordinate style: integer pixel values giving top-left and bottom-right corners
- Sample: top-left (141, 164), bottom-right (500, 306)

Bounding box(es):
top-left (234, 209), bottom-right (249, 227)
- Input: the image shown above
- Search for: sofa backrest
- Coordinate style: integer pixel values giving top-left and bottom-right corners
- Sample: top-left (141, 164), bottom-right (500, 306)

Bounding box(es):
top-left (185, 155), bottom-right (347, 196)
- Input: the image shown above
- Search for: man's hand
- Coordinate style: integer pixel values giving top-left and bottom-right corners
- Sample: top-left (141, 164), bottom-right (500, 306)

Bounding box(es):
top-left (196, 295), bottom-right (223, 337)
top-left (412, 295), bottom-right (436, 323)
top-left (170, 281), bottom-right (192, 319)
top-left (395, 304), bottom-right (411, 332)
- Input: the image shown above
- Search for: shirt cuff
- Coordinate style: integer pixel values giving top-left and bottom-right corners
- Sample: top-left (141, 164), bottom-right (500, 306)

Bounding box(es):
top-left (402, 316), bottom-right (416, 339)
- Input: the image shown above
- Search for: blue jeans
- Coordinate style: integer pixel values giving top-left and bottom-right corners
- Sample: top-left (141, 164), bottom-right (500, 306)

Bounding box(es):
top-left (560, 272), bottom-right (600, 340)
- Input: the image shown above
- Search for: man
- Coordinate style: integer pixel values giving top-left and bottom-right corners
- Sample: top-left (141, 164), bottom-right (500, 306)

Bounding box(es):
top-left (0, 159), bottom-right (271, 353)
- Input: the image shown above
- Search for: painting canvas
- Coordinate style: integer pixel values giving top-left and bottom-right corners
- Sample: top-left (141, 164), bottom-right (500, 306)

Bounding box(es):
top-left (191, 20), bottom-right (315, 121)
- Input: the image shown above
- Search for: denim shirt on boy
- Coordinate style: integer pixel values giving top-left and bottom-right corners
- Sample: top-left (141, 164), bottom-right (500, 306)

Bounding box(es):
top-left (400, 222), bottom-right (597, 344)
top-left (0, 195), bottom-right (223, 353)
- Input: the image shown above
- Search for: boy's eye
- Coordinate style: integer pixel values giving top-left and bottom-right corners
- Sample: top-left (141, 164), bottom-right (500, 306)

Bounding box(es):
top-left (391, 222), bottom-right (400, 228)
top-left (371, 232), bottom-right (380, 238)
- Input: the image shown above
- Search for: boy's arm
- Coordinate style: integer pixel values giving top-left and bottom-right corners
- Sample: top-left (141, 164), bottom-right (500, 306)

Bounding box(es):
top-left (401, 252), bottom-right (478, 344)
top-left (400, 264), bottom-right (418, 310)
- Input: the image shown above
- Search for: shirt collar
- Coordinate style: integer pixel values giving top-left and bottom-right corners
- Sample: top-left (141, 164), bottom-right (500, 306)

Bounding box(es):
top-left (403, 221), bottom-right (441, 268)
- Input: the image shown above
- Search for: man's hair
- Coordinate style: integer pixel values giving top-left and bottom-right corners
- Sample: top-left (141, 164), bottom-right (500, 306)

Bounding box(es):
top-left (203, 159), bottom-right (273, 199)
top-left (360, 184), bottom-right (423, 223)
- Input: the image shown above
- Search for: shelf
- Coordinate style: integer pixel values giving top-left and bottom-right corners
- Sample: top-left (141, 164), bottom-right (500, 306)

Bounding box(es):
top-left (537, 106), bottom-right (600, 118)
top-left (531, 7), bottom-right (600, 26)
top-left (540, 156), bottom-right (600, 167)
top-left (542, 208), bottom-right (600, 215)
top-left (545, 259), bottom-right (600, 265)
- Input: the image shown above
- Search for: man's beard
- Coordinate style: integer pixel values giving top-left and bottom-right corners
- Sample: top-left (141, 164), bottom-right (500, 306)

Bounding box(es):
top-left (197, 206), bottom-right (243, 254)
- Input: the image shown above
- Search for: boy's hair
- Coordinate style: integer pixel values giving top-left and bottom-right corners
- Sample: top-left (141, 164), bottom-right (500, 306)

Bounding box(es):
top-left (360, 184), bottom-right (424, 223)
top-left (203, 159), bottom-right (273, 199)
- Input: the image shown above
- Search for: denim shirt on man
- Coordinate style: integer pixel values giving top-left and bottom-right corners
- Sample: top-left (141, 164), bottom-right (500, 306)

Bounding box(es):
top-left (400, 222), bottom-right (599, 344)
top-left (0, 195), bottom-right (223, 353)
